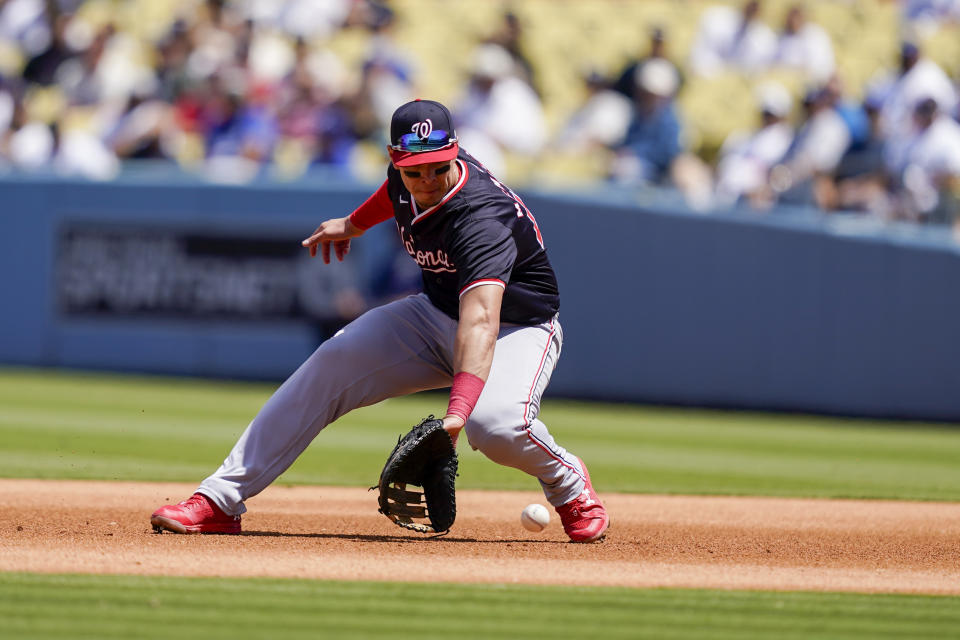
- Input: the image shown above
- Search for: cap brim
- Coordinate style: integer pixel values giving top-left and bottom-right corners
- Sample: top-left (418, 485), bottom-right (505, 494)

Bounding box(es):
top-left (390, 143), bottom-right (459, 167)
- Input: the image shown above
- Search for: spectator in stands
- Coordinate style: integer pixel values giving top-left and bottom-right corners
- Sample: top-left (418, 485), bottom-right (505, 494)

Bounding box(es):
top-left (362, 2), bottom-right (409, 70)
top-left (901, 0), bottom-right (960, 39)
top-left (272, 37), bottom-right (354, 171)
top-left (108, 20), bottom-right (189, 163)
top-left (688, 1), bottom-right (776, 76)
top-left (773, 4), bottom-right (835, 84)
top-left (612, 25), bottom-right (683, 102)
top-left (54, 22), bottom-right (111, 106)
top-left (185, 0), bottom-right (249, 82)
top-left (201, 75), bottom-right (278, 181)
top-left (771, 84), bottom-right (851, 208)
top-left (278, 89), bottom-right (354, 171)
top-left (270, 0), bottom-right (352, 41)
top-left (714, 82), bottom-right (794, 207)
top-left (892, 97), bottom-right (960, 224)
top-left (0, 0), bottom-right (54, 60)
top-left (0, 82), bottom-right (117, 180)
top-left (823, 74), bottom-right (871, 151)
top-left (553, 70), bottom-right (632, 152)
top-left (20, 12), bottom-right (74, 86)
top-left (609, 58), bottom-right (683, 185)
top-left (485, 10), bottom-right (538, 95)
top-left (155, 20), bottom-right (193, 104)
top-left (453, 42), bottom-right (547, 176)
top-left (832, 90), bottom-right (892, 217)
top-left (107, 89), bottom-right (171, 161)
top-left (341, 2), bottom-right (415, 144)
top-left (871, 41), bottom-right (958, 173)
top-left (1, 90), bottom-right (56, 171)
top-left (53, 113), bottom-right (120, 180)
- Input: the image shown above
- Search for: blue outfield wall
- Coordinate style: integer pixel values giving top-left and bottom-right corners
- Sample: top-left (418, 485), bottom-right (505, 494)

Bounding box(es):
top-left (2, 174), bottom-right (959, 420)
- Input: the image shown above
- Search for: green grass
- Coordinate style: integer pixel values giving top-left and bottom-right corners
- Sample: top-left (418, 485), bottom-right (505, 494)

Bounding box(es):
top-left (2, 573), bottom-right (959, 640)
top-left (1, 367), bottom-right (960, 500)
top-left (3, 368), bottom-right (960, 639)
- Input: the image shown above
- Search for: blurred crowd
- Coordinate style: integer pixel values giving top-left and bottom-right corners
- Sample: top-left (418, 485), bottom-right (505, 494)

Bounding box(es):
top-left (576, 0), bottom-right (960, 226)
top-left (0, 0), bottom-right (409, 182)
top-left (1, 0), bottom-right (960, 226)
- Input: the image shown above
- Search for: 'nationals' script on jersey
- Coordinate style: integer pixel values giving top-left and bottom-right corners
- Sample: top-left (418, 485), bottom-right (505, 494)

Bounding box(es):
top-left (386, 149), bottom-right (560, 324)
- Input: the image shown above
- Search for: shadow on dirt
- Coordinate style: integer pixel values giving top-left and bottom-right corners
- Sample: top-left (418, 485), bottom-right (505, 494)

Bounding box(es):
top-left (240, 530), bottom-right (571, 544)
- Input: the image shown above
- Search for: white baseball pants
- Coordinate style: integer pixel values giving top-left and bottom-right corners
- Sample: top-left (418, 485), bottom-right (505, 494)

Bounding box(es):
top-left (198, 293), bottom-right (586, 516)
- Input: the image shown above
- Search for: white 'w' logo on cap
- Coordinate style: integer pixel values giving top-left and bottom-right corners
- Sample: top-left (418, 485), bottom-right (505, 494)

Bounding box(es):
top-left (411, 119), bottom-right (433, 139)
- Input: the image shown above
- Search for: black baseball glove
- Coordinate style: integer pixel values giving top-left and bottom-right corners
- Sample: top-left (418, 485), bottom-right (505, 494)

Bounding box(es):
top-left (375, 415), bottom-right (458, 534)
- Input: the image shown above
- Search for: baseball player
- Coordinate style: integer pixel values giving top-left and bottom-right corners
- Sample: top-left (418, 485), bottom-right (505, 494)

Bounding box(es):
top-left (151, 99), bottom-right (609, 542)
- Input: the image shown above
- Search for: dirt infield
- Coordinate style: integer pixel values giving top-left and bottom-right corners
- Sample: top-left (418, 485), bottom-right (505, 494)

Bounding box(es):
top-left (2, 479), bottom-right (959, 595)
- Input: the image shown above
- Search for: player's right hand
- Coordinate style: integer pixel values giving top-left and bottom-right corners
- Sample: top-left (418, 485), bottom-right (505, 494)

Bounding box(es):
top-left (441, 414), bottom-right (465, 447)
top-left (302, 217), bottom-right (363, 264)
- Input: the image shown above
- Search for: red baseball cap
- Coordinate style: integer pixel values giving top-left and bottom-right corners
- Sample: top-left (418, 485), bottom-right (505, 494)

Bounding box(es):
top-left (388, 99), bottom-right (459, 167)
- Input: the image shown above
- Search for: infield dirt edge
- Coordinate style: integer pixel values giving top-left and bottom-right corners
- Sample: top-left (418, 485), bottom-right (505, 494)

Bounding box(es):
top-left (2, 479), bottom-right (959, 595)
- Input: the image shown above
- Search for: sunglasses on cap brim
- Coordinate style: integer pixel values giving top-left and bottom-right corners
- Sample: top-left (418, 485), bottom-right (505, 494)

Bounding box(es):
top-left (390, 130), bottom-right (458, 153)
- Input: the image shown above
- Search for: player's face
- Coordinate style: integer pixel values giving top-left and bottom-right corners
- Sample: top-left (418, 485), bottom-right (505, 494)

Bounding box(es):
top-left (396, 159), bottom-right (458, 209)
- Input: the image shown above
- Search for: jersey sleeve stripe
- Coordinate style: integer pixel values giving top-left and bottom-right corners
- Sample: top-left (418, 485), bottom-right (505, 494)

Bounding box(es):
top-left (458, 278), bottom-right (506, 297)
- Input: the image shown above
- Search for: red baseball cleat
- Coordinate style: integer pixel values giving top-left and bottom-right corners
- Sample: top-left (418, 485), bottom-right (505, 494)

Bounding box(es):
top-left (555, 458), bottom-right (609, 543)
top-left (151, 493), bottom-right (241, 534)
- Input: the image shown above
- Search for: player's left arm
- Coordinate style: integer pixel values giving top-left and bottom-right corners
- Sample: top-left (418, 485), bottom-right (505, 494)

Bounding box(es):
top-left (442, 282), bottom-right (504, 443)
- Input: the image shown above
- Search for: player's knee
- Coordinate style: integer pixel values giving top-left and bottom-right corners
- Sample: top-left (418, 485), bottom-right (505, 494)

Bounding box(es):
top-left (312, 328), bottom-right (358, 365)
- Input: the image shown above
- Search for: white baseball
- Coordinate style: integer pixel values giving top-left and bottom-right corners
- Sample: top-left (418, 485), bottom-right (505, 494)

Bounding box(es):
top-left (520, 503), bottom-right (550, 532)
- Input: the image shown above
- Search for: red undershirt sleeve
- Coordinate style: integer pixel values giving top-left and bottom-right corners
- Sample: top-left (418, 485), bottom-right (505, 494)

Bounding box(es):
top-left (348, 180), bottom-right (393, 231)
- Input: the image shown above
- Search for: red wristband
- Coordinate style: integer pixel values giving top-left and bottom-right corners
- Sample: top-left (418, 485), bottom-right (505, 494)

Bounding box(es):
top-left (446, 372), bottom-right (485, 423)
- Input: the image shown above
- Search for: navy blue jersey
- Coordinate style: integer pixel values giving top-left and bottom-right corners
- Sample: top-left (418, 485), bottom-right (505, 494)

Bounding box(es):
top-left (386, 149), bottom-right (560, 324)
